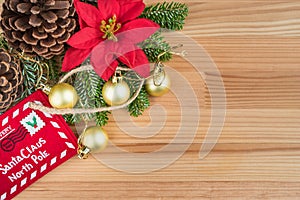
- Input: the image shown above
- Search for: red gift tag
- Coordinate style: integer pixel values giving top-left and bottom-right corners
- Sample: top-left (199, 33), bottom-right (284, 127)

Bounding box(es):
top-left (0, 90), bottom-right (78, 200)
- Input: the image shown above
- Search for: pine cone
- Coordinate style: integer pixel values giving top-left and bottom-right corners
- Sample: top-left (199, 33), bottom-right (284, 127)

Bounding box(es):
top-left (0, 48), bottom-right (23, 112)
top-left (1, 0), bottom-right (76, 59)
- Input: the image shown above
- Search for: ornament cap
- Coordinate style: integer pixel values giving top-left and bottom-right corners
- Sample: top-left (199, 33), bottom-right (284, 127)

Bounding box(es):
top-left (77, 145), bottom-right (91, 159)
top-left (42, 84), bottom-right (52, 95)
top-left (153, 61), bottom-right (166, 86)
top-left (112, 70), bottom-right (123, 84)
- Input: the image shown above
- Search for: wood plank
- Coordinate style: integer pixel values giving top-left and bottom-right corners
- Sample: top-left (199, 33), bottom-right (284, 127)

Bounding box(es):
top-left (3, 0), bottom-right (299, 199)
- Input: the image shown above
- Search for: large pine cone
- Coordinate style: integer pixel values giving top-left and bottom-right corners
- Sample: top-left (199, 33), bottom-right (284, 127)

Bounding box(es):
top-left (1, 0), bottom-right (76, 59)
top-left (0, 48), bottom-right (23, 112)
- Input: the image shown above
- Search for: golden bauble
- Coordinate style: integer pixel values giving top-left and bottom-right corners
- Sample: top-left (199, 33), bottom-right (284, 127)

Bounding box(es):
top-left (145, 73), bottom-right (171, 97)
top-left (81, 126), bottom-right (109, 153)
top-left (102, 80), bottom-right (130, 106)
top-left (48, 83), bottom-right (78, 109)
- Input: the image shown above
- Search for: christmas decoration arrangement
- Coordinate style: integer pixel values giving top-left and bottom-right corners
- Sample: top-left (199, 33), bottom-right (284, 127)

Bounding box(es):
top-left (0, 0), bottom-right (188, 198)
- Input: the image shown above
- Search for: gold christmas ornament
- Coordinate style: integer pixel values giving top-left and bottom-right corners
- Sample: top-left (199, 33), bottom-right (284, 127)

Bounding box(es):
top-left (146, 72), bottom-right (171, 97)
top-left (102, 79), bottom-right (130, 106)
top-left (48, 83), bottom-right (78, 109)
top-left (77, 126), bottom-right (109, 159)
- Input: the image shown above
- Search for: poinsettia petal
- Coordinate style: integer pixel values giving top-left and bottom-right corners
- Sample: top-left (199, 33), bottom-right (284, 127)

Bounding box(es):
top-left (119, 19), bottom-right (160, 44)
top-left (117, 49), bottom-right (136, 68)
top-left (62, 47), bottom-right (92, 72)
top-left (73, 0), bottom-right (87, 28)
top-left (118, 1), bottom-right (145, 23)
top-left (100, 60), bottom-right (119, 81)
top-left (118, 0), bottom-right (143, 5)
top-left (118, 47), bottom-right (150, 78)
top-left (131, 49), bottom-right (151, 78)
top-left (67, 27), bottom-right (102, 49)
top-left (90, 41), bottom-right (119, 80)
top-left (98, 0), bottom-right (120, 21)
top-left (78, 15), bottom-right (88, 29)
top-left (75, 1), bottom-right (103, 28)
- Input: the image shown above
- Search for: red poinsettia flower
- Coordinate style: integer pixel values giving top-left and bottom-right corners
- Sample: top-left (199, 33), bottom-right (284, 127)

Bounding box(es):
top-left (62, 0), bottom-right (160, 80)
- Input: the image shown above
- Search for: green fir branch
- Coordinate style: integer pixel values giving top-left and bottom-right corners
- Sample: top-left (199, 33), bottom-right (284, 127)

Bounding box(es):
top-left (139, 31), bottom-right (172, 63)
top-left (0, 34), bottom-right (9, 50)
top-left (63, 114), bottom-right (81, 125)
top-left (74, 70), bottom-right (102, 121)
top-left (123, 69), bottom-right (143, 93)
top-left (124, 70), bottom-right (150, 117)
top-left (21, 60), bottom-right (43, 98)
top-left (64, 70), bottom-right (110, 126)
top-left (128, 86), bottom-right (150, 117)
top-left (44, 58), bottom-right (62, 84)
top-left (140, 2), bottom-right (189, 31)
top-left (94, 78), bottom-right (110, 127)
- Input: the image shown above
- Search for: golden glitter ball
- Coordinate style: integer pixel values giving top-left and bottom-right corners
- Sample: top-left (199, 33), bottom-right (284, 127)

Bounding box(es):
top-left (48, 83), bottom-right (78, 109)
top-left (145, 73), bottom-right (171, 97)
top-left (81, 126), bottom-right (109, 153)
top-left (102, 80), bottom-right (130, 106)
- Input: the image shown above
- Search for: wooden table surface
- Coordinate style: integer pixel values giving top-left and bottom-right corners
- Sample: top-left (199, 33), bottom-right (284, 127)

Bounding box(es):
top-left (13, 0), bottom-right (300, 199)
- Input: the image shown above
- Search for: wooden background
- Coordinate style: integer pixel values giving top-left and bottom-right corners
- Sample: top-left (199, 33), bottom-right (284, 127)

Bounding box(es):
top-left (8, 0), bottom-right (300, 199)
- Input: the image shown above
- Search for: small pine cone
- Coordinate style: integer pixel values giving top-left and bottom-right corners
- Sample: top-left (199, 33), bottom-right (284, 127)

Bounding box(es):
top-left (1, 0), bottom-right (76, 59)
top-left (0, 48), bottom-right (23, 112)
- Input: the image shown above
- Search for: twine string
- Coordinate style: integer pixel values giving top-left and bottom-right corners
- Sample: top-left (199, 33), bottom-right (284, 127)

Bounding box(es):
top-left (28, 46), bottom-right (186, 115)
top-left (59, 64), bottom-right (93, 83)
top-left (29, 64), bottom-right (145, 115)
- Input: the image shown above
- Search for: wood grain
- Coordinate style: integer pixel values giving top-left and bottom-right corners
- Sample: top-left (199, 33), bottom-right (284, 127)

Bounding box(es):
top-left (7, 0), bottom-right (300, 199)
